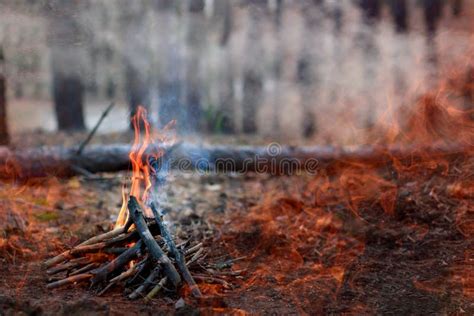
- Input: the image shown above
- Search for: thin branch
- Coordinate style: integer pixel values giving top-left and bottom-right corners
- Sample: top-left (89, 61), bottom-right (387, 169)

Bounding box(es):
top-left (127, 196), bottom-right (181, 288)
top-left (76, 101), bottom-right (115, 155)
top-left (151, 202), bottom-right (202, 297)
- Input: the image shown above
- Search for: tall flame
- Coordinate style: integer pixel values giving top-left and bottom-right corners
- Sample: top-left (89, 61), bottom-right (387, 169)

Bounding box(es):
top-left (115, 106), bottom-right (175, 228)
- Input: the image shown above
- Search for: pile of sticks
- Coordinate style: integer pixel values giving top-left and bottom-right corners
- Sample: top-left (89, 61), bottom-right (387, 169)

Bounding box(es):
top-left (44, 196), bottom-right (205, 300)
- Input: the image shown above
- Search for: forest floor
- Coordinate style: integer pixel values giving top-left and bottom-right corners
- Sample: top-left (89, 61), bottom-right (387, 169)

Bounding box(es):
top-left (0, 132), bottom-right (473, 315)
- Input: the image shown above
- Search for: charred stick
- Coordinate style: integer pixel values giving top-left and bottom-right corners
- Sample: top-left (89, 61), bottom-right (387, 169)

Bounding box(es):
top-left (97, 283), bottom-right (114, 297)
top-left (47, 273), bottom-right (93, 289)
top-left (127, 196), bottom-right (181, 288)
top-left (192, 275), bottom-right (232, 289)
top-left (104, 247), bottom-right (129, 255)
top-left (151, 202), bottom-right (201, 297)
top-left (79, 217), bottom-right (133, 246)
top-left (98, 263), bottom-right (139, 296)
top-left (212, 256), bottom-right (247, 270)
top-left (44, 219), bottom-right (133, 268)
top-left (91, 240), bottom-right (142, 285)
top-left (70, 242), bottom-right (107, 255)
top-left (144, 276), bottom-right (167, 302)
top-left (47, 276), bottom-right (64, 283)
top-left (186, 247), bottom-right (205, 266)
top-left (126, 257), bottom-right (152, 287)
top-left (44, 251), bottom-right (72, 268)
top-left (185, 242), bottom-right (203, 256)
top-left (104, 229), bottom-right (139, 246)
top-left (195, 253), bottom-right (208, 267)
top-left (110, 264), bottom-right (138, 284)
top-left (70, 262), bottom-right (100, 276)
top-left (46, 257), bottom-right (90, 275)
top-left (206, 268), bottom-right (246, 276)
top-left (176, 239), bottom-right (190, 249)
top-left (129, 267), bottom-right (161, 300)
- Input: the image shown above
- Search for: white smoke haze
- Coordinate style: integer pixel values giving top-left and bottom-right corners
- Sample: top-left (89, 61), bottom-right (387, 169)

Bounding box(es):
top-left (0, 0), bottom-right (472, 144)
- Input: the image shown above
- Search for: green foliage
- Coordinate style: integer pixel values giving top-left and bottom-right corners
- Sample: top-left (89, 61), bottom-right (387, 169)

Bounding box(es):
top-left (203, 104), bottom-right (225, 133)
top-left (34, 211), bottom-right (59, 222)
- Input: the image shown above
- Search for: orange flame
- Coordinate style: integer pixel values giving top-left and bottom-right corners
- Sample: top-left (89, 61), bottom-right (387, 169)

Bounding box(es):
top-left (129, 107), bottom-right (152, 204)
top-left (115, 106), bottom-right (176, 228)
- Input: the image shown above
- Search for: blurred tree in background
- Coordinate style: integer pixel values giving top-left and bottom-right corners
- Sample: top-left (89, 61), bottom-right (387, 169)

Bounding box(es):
top-left (47, 0), bottom-right (86, 131)
top-left (0, 0), bottom-right (470, 139)
top-left (0, 47), bottom-right (8, 145)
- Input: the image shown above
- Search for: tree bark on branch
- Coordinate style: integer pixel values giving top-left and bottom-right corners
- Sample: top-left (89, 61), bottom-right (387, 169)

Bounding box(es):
top-left (0, 143), bottom-right (470, 179)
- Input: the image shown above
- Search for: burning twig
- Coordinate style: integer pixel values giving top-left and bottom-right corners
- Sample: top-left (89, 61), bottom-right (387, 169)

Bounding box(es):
top-left (80, 217), bottom-right (133, 246)
top-left (44, 212), bottom-right (216, 299)
top-left (44, 218), bottom-right (133, 268)
top-left (44, 107), bottom-right (228, 302)
top-left (46, 273), bottom-right (93, 289)
top-left (43, 196), bottom-right (234, 301)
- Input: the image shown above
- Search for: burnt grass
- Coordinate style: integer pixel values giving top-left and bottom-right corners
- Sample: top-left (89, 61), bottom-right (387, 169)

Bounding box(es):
top-left (0, 155), bottom-right (473, 315)
top-left (328, 163), bottom-right (472, 315)
top-left (334, 195), bottom-right (465, 314)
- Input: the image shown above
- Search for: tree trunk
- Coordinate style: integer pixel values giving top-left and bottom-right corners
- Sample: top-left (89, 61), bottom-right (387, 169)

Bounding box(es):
top-left (185, 0), bottom-right (206, 132)
top-left (48, 0), bottom-right (86, 131)
top-left (242, 3), bottom-right (266, 134)
top-left (215, 0), bottom-right (235, 134)
top-left (421, 0), bottom-right (444, 36)
top-left (0, 48), bottom-right (8, 145)
top-left (388, 0), bottom-right (408, 33)
top-left (125, 61), bottom-right (149, 128)
top-left (418, 0), bottom-right (444, 90)
top-left (271, 0), bottom-right (284, 135)
top-left (358, 0), bottom-right (382, 25)
top-left (155, 2), bottom-right (185, 130)
top-left (297, 1), bottom-right (323, 138)
top-left (357, 0), bottom-right (381, 129)
top-left (451, 0), bottom-right (463, 16)
top-left (328, 1), bottom-right (344, 106)
top-left (120, 2), bottom-right (150, 128)
top-left (52, 74), bottom-right (85, 131)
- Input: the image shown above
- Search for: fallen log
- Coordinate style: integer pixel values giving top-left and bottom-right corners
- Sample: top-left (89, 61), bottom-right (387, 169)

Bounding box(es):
top-left (0, 142), bottom-right (471, 179)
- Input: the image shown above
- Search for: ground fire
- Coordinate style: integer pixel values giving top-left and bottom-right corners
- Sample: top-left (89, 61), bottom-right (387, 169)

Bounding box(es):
top-left (0, 1), bottom-right (473, 314)
top-left (0, 70), bottom-right (469, 314)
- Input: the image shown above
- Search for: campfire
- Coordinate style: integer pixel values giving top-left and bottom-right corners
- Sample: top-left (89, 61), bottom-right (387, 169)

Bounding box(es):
top-left (44, 107), bottom-right (214, 300)
top-left (2, 1), bottom-right (473, 313)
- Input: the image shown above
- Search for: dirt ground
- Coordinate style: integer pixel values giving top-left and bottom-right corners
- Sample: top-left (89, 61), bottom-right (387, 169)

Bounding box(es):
top-left (0, 144), bottom-right (473, 315)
